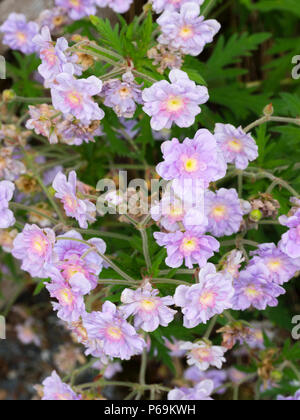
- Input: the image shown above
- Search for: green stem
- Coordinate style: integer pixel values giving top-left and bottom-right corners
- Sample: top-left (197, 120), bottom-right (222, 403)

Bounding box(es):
top-left (204, 315), bottom-right (218, 340)
top-left (10, 202), bottom-right (57, 225)
top-left (202, 0), bottom-right (218, 16)
top-left (139, 227), bottom-right (152, 272)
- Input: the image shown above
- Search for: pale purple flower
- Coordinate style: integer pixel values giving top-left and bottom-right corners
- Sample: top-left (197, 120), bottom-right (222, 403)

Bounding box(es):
top-left (83, 302), bottom-right (146, 360)
top-left (180, 341), bottom-right (227, 371)
top-left (52, 171), bottom-right (96, 228)
top-left (101, 72), bottom-right (143, 118)
top-left (95, 0), bottom-right (133, 13)
top-left (12, 224), bottom-right (55, 278)
top-left (0, 13), bottom-right (39, 54)
top-left (37, 7), bottom-right (71, 32)
top-left (56, 116), bottom-right (102, 146)
top-left (0, 145), bottom-right (26, 181)
top-left (16, 319), bottom-right (41, 347)
top-left (185, 366), bottom-right (227, 394)
top-left (55, 0), bottom-right (96, 20)
top-left (227, 368), bottom-right (248, 384)
top-left (249, 243), bottom-right (300, 285)
top-left (279, 209), bottom-right (300, 259)
top-left (152, 0), bottom-right (204, 14)
top-left (222, 249), bottom-right (244, 279)
top-left (33, 26), bottom-right (82, 87)
top-left (154, 228), bottom-right (219, 269)
top-left (174, 263), bottom-right (234, 327)
top-left (232, 263), bottom-right (286, 311)
top-left (168, 379), bottom-right (214, 400)
top-left (53, 229), bottom-right (106, 291)
top-left (277, 390), bottom-right (300, 401)
top-left (205, 188), bottom-right (243, 237)
top-left (0, 180), bottom-right (15, 228)
top-left (156, 131), bottom-right (227, 200)
top-left (142, 69), bottom-right (209, 130)
top-left (42, 371), bottom-right (81, 400)
top-left (46, 274), bottom-right (86, 322)
top-left (51, 67), bottom-right (104, 125)
top-left (93, 360), bottom-right (123, 379)
top-left (120, 283), bottom-right (176, 332)
top-left (164, 337), bottom-right (186, 357)
top-left (151, 190), bottom-right (206, 232)
top-left (158, 3), bottom-right (221, 56)
top-left (214, 123), bottom-right (258, 170)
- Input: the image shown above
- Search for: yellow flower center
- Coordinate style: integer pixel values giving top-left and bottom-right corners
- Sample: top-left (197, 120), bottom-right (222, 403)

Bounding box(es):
top-left (169, 206), bottom-right (184, 219)
top-left (182, 237), bottom-right (197, 252)
top-left (141, 299), bottom-right (156, 311)
top-left (267, 259), bottom-right (282, 272)
top-left (16, 32), bottom-right (27, 43)
top-left (65, 194), bottom-right (78, 210)
top-left (59, 289), bottom-right (74, 305)
top-left (245, 285), bottom-right (260, 298)
top-left (119, 87), bottom-right (131, 98)
top-left (70, 0), bottom-right (80, 7)
top-left (32, 236), bottom-right (47, 255)
top-left (228, 138), bottom-right (243, 152)
top-left (199, 291), bottom-right (215, 307)
top-left (184, 158), bottom-right (198, 173)
top-left (195, 348), bottom-right (211, 360)
top-left (179, 25), bottom-right (193, 39)
top-left (166, 96), bottom-right (184, 112)
top-left (107, 326), bottom-right (123, 340)
top-left (67, 91), bottom-right (83, 107)
top-left (212, 205), bottom-right (227, 219)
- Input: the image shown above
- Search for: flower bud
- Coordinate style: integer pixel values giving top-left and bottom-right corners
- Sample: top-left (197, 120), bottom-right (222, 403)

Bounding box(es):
top-left (2, 89), bottom-right (16, 103)
top-left (263, 103), bottom-right (274, 116)
top-left (250, 209), bottom-right (263, 222)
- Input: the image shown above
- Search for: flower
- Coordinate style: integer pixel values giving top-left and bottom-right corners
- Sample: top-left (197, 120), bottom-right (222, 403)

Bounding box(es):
top-left (142, 69), bottom-right (209, 130)
top-left (16, 319), bottom-right (41, 347)
top-left (157, 3), bottom-right (221, 56)
top-left (156, 131), bottom-right (227, 200)
top-left (279, 209), bottom-right (300, 259)
top-left (277, 390), bottom-right (300, 401)
top-left (55, 0), bottom-right (96, 21)
top-left (232, 263), bottom-right (286, 311)
top-left (174, 263), bottom-right (234, 328)
top-left (249, 243), bottom-right (300, 285)
top-left (0, 145), bottom-right (26, 181)
top-left (12, 224), bottom-right (56, 278)
top-left (152, 0), bottom-right (205, 14)
top-left (51, 67), bottom-right (104, 125)
top-left (164, 337), bottom-right (186, 357)
top-left (33, 26), bottom-right (82, 87)
top-left (168, 379), bottom-right (214, 400)
top-left (83, 302), bottom-right (146, 360)
top-left (0, 13), bottom-right (39, 54)
top-left (37, 7), bottom-right (71, 32)
top-left (53, 230), bottom-right (106, 292)
top-left (185, 366), bottom-right (227, 394)
top-left (95, 0), bottom-right (134, 14)
top-left (101, 72), bottom-right (143, 118)
top-left (154, 228), bottom-right (219, 269)
top-left (221, 249), bottom-right (244, 279)
top-left (0, 180), bottom-right (15, 228)
top-left (120, 282), bottom-right (177, 332)
top-left (214, 123), bottom-right (258, 170)
top-left (42, 371), bottom-right (81, 400)
top-left (174, 264), bottom-right (234, 326)
top-left (180, 341), bottom-right (227, 371)
top-left (205, 188), bottom-right (243, 237)
top-left (150, 189), bottom-right (206, 232)
top-left (46, 273), bottom-right (86, 322)
top-left (52, 171), bottom-right (96, 228)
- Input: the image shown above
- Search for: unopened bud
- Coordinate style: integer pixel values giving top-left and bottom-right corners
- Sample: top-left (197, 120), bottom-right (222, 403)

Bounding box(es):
top-left (270, 370), bottom-right (283, 383)
top-left (250, 209), bottom-right (263, 222)
top-left (2, 89), bottom-right (16, 103)
top-left (263, 103), bottom-right (274, 116)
